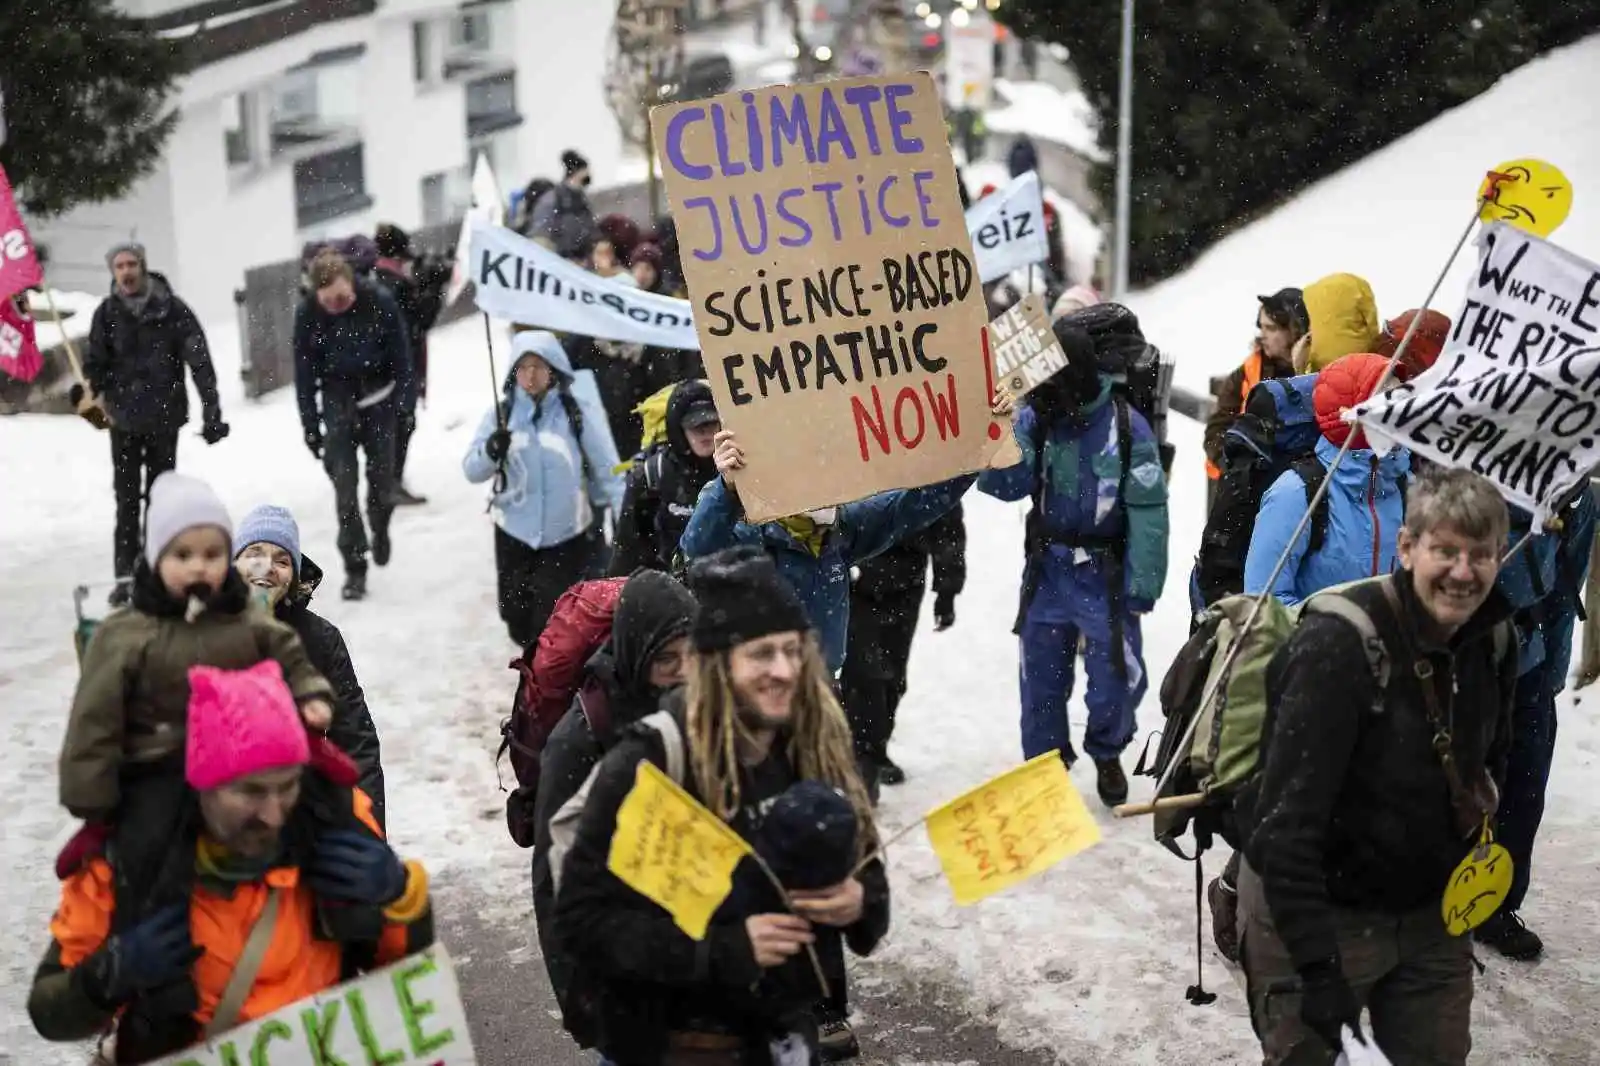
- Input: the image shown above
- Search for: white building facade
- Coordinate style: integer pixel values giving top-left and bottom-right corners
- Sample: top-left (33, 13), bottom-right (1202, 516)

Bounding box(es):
top-left (28, 0), bottom-right (622, 326)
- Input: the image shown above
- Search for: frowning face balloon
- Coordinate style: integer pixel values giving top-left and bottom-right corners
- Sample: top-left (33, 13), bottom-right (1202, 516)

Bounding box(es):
top-left (1442, 831), bottom-right (1513, 937)
top-left (1479, 158), bottom-right (1573, 237)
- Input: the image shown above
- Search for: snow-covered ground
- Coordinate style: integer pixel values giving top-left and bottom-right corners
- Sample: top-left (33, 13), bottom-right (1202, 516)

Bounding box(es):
top-left (1132, 34), bottom-right (1600, 394)
top-left (6, 36), bottom-right (1600, 1066)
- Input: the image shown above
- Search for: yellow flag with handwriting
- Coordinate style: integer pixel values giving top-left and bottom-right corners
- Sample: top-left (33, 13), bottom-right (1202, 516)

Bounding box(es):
top-left (925, 752), bottom-right (1101, 906)
top-left (607, 760), bottom-right (753, 939)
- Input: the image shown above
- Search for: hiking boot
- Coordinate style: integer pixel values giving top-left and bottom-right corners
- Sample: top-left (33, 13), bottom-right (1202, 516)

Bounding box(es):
top-left (372, 528), bottom-right (392, 567)
top-left (1094, 757), bottom-right (1129, 807)
top-left (341, 570), bottom-right (368, 601)
top-left (1475, 911), bottom-right (1544, 960)
top-left (878, 756), bottom-right (906, 786)
top-left (1208, 876), bottom-right (1241, 963)
top-left (816, 1008), bottom-right (860, 1062)
top-left (393, 484), bottom-right (428, 506)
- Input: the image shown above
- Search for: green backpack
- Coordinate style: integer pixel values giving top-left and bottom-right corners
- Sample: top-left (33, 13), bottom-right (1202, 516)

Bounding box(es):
top-left (1140, 577), bottom-right (1394, 857)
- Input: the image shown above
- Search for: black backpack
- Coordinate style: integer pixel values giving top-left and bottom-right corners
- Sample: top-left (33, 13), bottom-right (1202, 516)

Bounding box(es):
top-left (1057, 303), bottom-right (1175, 476)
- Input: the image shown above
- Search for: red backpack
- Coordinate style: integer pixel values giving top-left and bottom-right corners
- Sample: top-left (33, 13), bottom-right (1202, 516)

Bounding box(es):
top-left (499, 577), bottom-right (626, 847)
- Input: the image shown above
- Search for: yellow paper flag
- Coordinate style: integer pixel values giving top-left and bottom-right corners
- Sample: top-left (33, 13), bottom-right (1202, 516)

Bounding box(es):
top-left (606, 760), bottom-right (752, 939)
top-left (924, 752), bottom-right (1101, 906)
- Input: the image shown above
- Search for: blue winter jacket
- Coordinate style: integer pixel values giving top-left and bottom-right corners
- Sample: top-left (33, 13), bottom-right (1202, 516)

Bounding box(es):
top-left (976, 379), bottom-right (1169, 610)
top-left (1245, 436), bottom-right (1410, 607)
top-left (462, 340), bottom-right (624, 551)
top-left (1497, 488), bottom-right (1597, 679)
top-left (679, 474), bottom-right (977, 674)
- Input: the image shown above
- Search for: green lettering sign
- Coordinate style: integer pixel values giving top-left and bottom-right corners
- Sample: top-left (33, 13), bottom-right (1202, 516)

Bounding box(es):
top-left (218, 1043), bottom-right (243, 1066)
top-left (347, 988), bottom-right (405, 1065)
top-left (250, 1019), bottom-right (294, 1066)
top-left (300, 999), bottom-right (351, 1066)
top-left (393, 956), bottom-right (454, 1056)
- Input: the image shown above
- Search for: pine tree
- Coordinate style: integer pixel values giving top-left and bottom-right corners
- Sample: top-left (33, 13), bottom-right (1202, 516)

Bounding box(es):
top-left (0, 0), bottom-right (187, 217)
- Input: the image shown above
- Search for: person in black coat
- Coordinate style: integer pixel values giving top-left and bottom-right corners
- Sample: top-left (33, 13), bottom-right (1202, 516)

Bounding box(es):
top-left (294, 249), bottom-right (414, 601)
top-left (608, 379), bottom-right (721, 578)
top-left (373, 223), bottom-right (450, 506)
top-left (530, 569), bottom-right (697, 1026)
top-left (83, 242), bottom-right (228, 601)
top-left (551, 549), bottom-right (888, 1065)
top-left (233, 505), bottom-right (386, 828)
top-left (842, 502), bottom-right (966, 791)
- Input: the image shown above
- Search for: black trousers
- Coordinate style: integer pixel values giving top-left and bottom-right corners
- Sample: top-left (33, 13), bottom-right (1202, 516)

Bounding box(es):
top-left (110, 429), bottom-right (180, 579)
top-left (841, 584), bottom-right (926, 765)
top-left (322, 395), bottom-right (397, 573)
top-left (495, 524), bottom-right (602, 648)
top-left (395, 406), bottom-right (415, 484)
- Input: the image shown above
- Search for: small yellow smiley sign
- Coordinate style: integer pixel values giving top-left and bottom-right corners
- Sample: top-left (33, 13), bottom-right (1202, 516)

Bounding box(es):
top-left (1479, 158), bottom-right (1573, 238)
top-left (1442, 820), bottom-right (1514, 937)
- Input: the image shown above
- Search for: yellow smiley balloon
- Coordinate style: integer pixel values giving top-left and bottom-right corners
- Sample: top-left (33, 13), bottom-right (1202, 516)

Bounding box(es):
top-left (1479, 158), bottom-right (1573, 238)
top-left (1441, 827), bottom-right (1514, 937)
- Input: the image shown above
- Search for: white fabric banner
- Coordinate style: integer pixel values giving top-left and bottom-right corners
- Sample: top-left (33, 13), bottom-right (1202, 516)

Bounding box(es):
top-left (967, 170), bottom-right (1051, 284)
top-left (1353, 222), bottom-right (1600, 522)
top-left (469, 221), bottom-right (699, 349)
top-left (446, 152), bottom-right (506, 306)
top-left (466, 172), bottom-right (1051, 347)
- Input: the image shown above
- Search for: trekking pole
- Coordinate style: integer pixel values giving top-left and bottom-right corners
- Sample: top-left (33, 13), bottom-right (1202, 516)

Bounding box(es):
top-left (482, 312), bottom-right (508, 497)
top-left (1115, 195), bottom-right (1492, 820)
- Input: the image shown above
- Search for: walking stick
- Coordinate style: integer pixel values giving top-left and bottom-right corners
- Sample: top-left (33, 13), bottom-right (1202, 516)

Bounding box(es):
top-left (39, 283), bottom-right (111, 430)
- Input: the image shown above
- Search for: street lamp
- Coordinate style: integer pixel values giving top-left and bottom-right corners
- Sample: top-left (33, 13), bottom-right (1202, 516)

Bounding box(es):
top-left (1113, 0), bottom-right (1133, 300)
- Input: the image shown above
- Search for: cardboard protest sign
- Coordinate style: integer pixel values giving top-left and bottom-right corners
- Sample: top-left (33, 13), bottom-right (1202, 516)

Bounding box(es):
top-left (469, 222), bottom-right (699, 348)
top-left (608, 759), bottom-right (752, 939)
top-left (923, 752), bottom-right (1101, 906)
top-left (967, 171), bottom-right (1050, 284)
top-left (988, 295), bottom-right (1065, 400)
top-left (149, 945), bottom-right (475, 1065)
top-left (1353, 222), bottom-right (1600, 523)
top-left (650, 73), bottom-right (1011, 522)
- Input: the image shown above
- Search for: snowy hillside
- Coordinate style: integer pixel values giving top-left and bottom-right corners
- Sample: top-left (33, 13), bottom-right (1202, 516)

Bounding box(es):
top-left (1133, 33), bottom-right (1600, 394)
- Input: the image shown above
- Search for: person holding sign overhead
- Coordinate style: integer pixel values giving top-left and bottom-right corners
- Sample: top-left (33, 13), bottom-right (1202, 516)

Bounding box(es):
top-left (978, 320), bottom-right (1170, 808)
top-left (29, 661), bottom-right (433, 1064)
top-left (551, 546), bottom-right (887, 1066)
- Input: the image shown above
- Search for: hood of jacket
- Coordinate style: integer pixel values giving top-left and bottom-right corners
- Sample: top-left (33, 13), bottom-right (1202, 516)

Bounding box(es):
top-left (276, 554), bottom-right (326, 621)
top-left (505, 329), bottom-right (575, 384)
top-left (1304, 273), bottom-right (1381, 371)
top-left (608, 570), bottom-right (697, 700)
top-left (664, 378), bottom-right (718, 476)
top-left (1315, 352), bottom-right (1391, 449)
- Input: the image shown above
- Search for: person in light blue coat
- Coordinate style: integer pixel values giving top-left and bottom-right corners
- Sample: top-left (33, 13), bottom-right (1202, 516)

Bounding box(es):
top-left (463, 329), bottom-right (624, 647)
top-left (1244, 354), bottom-right (1410, 606)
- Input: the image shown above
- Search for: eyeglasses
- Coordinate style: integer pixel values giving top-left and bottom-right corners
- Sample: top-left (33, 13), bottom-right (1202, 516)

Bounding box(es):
top-left (1426, 543), bottom-right (1500, 569)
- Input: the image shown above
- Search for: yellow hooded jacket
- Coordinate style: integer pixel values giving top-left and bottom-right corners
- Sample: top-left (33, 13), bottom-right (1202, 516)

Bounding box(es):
top-left (1303, 273), bottom-right (1381, 372)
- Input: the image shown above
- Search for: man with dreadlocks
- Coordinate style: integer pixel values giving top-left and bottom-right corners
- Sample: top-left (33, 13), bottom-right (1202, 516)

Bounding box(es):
top-left (551, 545), bottom-right (888, 1066)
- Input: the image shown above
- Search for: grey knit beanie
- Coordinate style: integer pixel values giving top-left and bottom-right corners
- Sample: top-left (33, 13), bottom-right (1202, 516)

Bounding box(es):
top-left (105, 241), bottom-right (146, 270)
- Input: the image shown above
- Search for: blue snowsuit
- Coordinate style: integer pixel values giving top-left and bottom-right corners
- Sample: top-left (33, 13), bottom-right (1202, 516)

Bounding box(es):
top-left (678, 474), bottom-right (977, 675)
top-left (1494, 488), bottom-right (1596, 914)
top-left (977, 381), bottom-right (1169, 762)
top-left (1243, 436), bottom-right (1410, 606)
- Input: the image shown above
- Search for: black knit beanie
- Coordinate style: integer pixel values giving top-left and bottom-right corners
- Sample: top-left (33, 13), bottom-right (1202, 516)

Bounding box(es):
top-left (687, 546), bottom-right (811, 653)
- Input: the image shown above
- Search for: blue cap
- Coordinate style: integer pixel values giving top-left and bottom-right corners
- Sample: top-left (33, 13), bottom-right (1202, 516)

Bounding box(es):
top-left (233, 505), bottom-right (302, 576)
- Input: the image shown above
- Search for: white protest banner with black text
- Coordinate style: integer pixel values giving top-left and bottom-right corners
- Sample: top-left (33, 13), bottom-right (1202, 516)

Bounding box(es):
top-left (148, 945), bottom-right (476, 1066)
top-left (1353, 222), bottom-right (1600, 522)
top-left (469, 222), bottom-right (699, 350)
top-left (967, 171), bottom-right (1050, 284)
top-left (650, 73), bottom-right (1013, 521)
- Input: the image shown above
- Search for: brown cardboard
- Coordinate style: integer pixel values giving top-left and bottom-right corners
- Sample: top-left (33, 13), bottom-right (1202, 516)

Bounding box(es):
top-left (650, 73), bottom-right (1014, 521)
top-left (988, 294), bottom-right (1066, 401)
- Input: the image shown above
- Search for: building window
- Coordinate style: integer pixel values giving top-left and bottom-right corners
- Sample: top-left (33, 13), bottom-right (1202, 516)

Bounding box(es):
top-left (451, 9), bottom-right (492, 53)
top-left (466, 71), bottom-right (520, 139)
top-left (222, 92), bottom-right (252, 167)
top-left (421, 167), bottom-right (472, 226)
top-left (294, 143), bottom-right (373, 228)
top-left (412, 20), bottom-right (434, 84)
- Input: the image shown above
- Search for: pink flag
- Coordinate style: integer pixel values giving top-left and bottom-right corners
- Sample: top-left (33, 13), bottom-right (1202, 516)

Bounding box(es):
top-left (0, 165), bottom-right (44, 303)
top-left (0, 295), bottom-right (43, 383)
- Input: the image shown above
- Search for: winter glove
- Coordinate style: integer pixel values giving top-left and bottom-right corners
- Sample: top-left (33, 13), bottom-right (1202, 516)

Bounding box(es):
top-left (74, 904), bottom-right (198, 1009)
top-left (304, 428), bottom-right (324, 460)
top-left (201, 418), bottom-right (230, 445)
top-left (485, 427), bottom-right (513, 464)
top-left (933, 592), bottom-right (956, 631)
top-left (306, 829), bottom-right (408, 907)
top-left (1297, 959), bottom-right (1361, 1051)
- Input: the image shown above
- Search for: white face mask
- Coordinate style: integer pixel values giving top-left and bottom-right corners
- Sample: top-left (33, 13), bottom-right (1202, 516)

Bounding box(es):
top-left (805, 507), bottom-right (838, 526)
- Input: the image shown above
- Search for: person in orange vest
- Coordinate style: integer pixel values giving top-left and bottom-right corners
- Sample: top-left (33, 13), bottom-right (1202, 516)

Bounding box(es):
top-left (28, 662), bottom-right (432, 1065)
top-left (1204, 288), bottom-right (1308, 481)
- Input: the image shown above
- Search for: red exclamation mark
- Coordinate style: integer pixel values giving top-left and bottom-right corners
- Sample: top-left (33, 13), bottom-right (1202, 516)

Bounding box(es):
top-left (981, 325), bottom-right (1003, 440)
